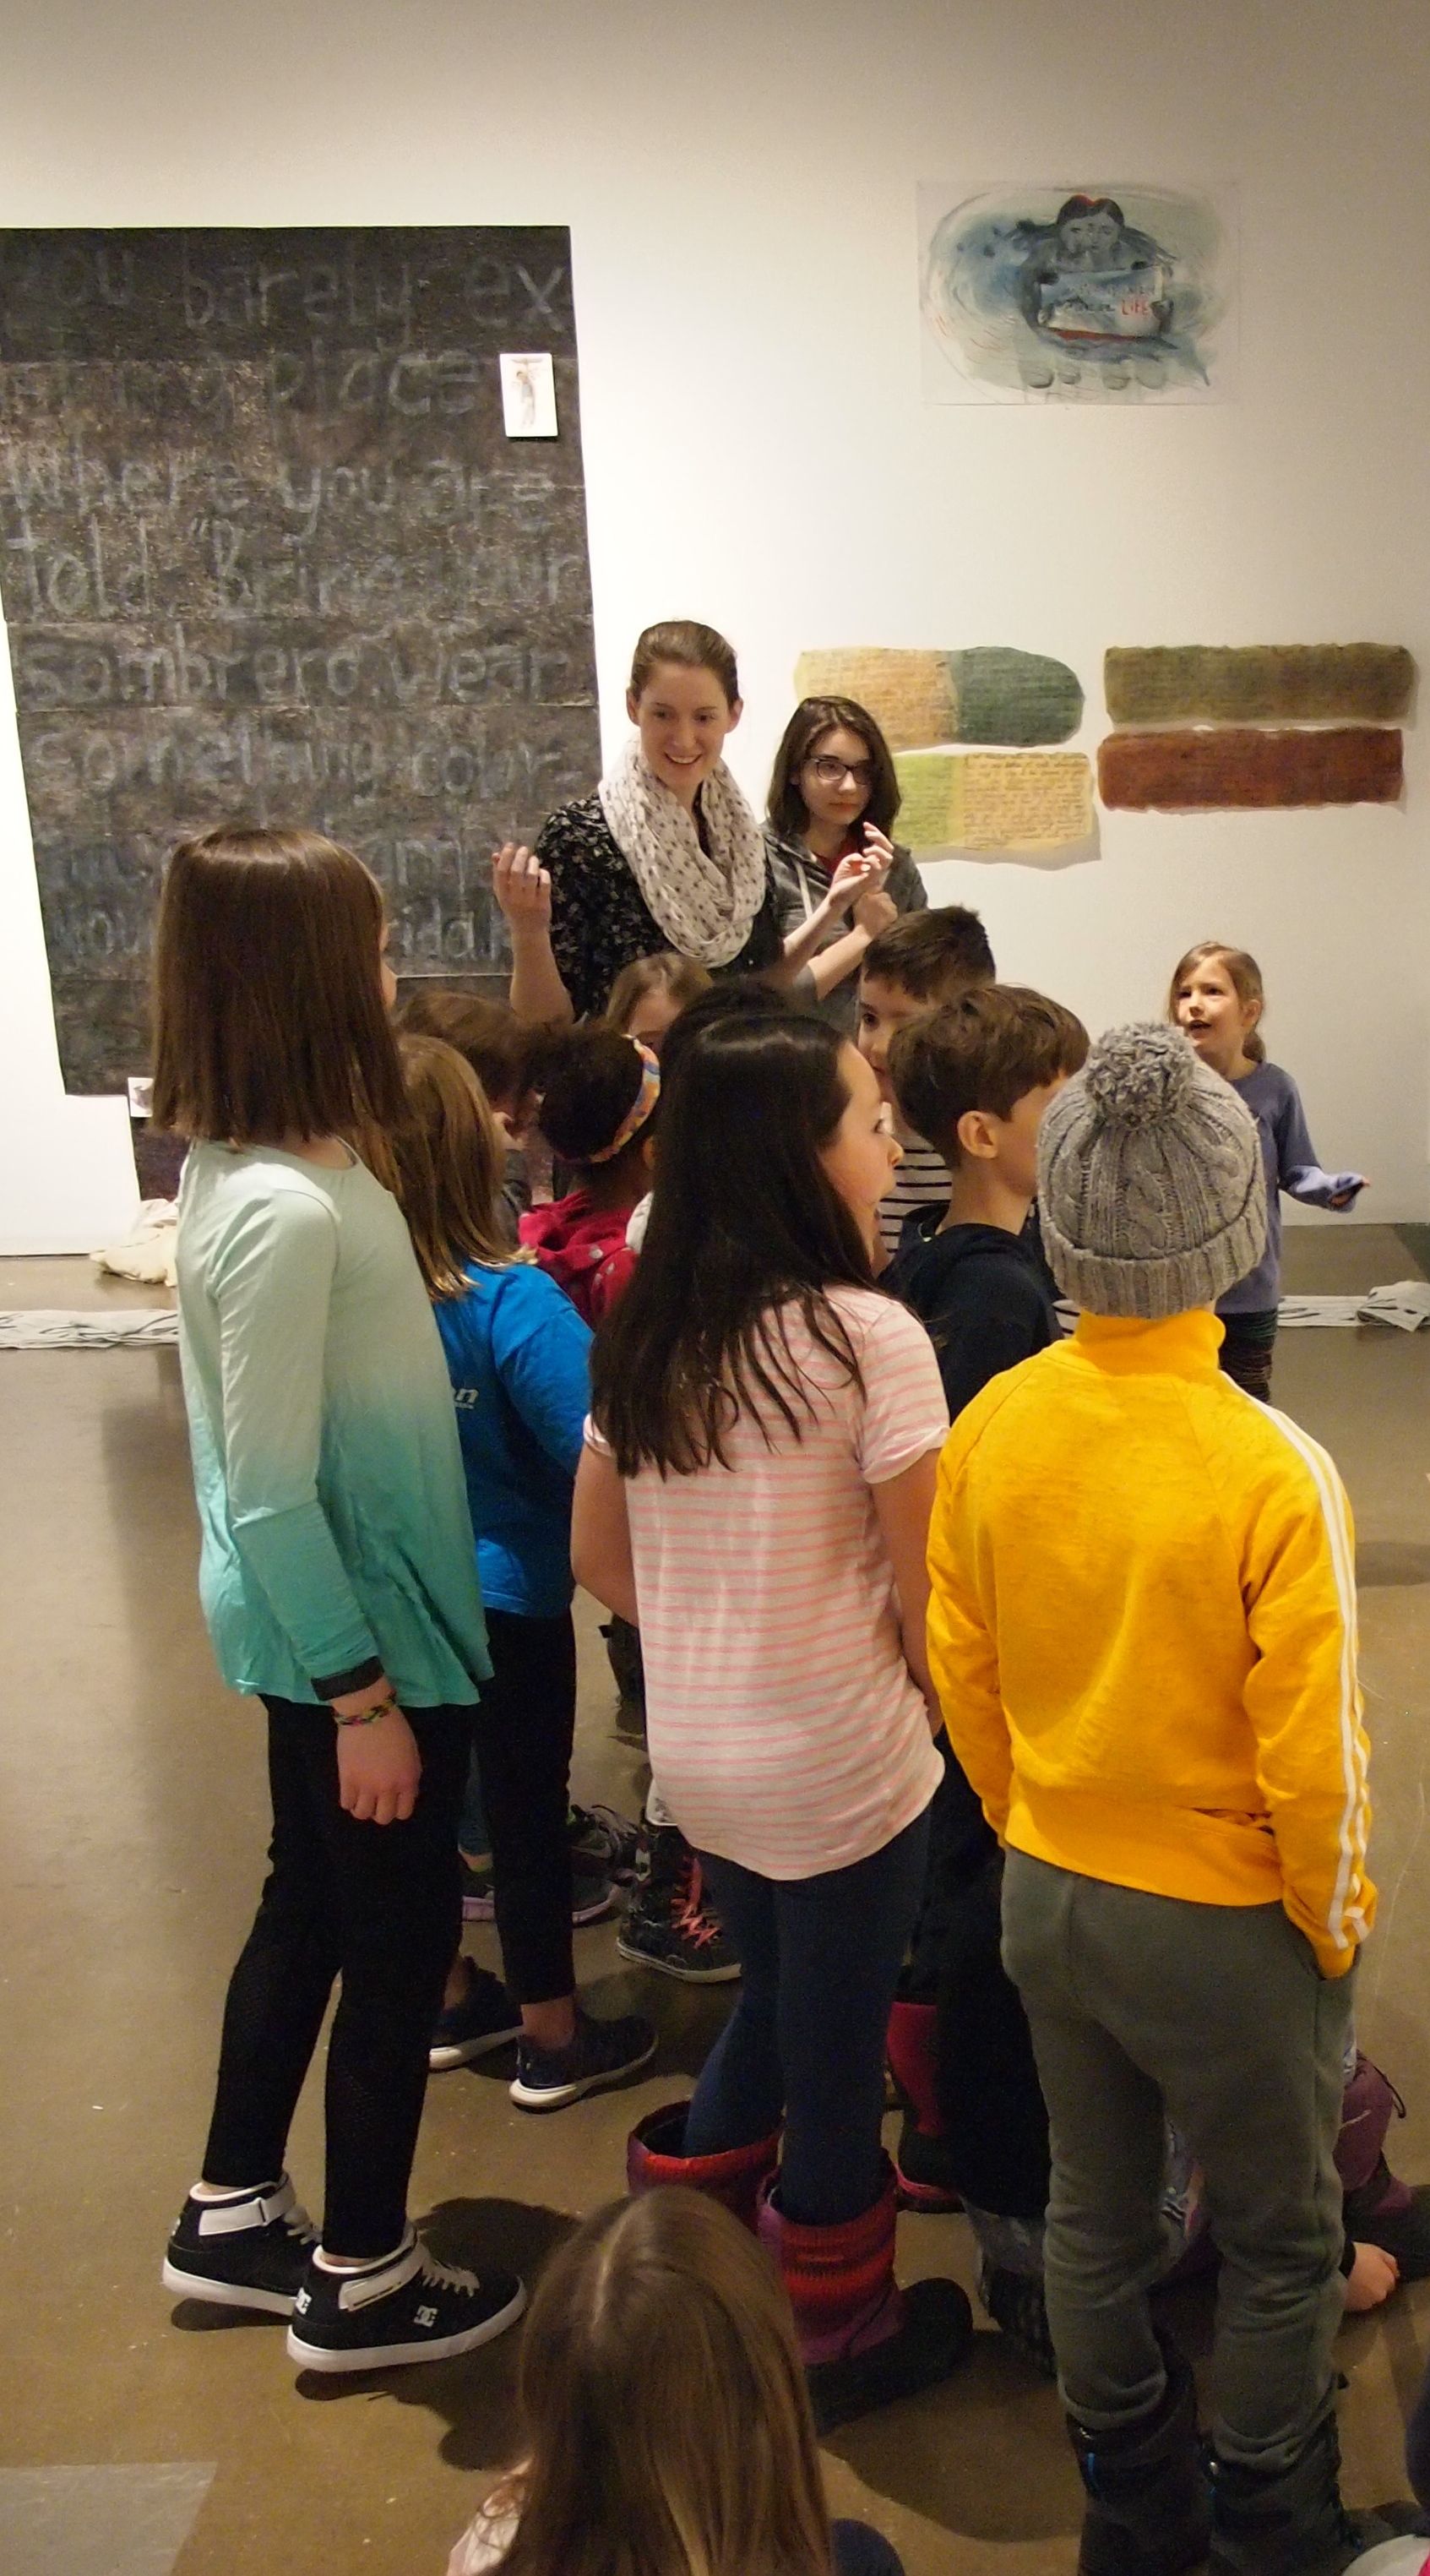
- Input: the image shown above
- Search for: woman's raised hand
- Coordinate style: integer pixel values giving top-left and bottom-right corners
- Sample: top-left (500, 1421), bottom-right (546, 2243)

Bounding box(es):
top-left (825, 850), bottom-right (884, 918)
top-left (860, 824), bottom-right (896, 878)
top-left (492, 841), bottom-right (552, 934)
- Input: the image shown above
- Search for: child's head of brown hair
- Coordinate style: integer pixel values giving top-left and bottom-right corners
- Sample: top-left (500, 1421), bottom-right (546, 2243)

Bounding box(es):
top-left (889, 983), bottom-right (1089, 1167)
top-left (537, 1026), bottom-right (661, 1189)
top-left (861, 904), bottom-right (997, 1004)
top-left (606, 950), bottom-right (713, 1053)
top-left (151, 825), bottom-right (405, 1150)
top-left (389, 1032), bottom-right (512, 1296)
top-left (392, 984), bottom-right (545, 1114)
top-left (1166, 941), bottom-right (1267, 1065)
top-left (491, 2188), bottom-right (835, 2576)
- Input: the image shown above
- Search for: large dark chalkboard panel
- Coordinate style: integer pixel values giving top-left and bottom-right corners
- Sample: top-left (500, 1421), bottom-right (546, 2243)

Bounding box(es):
top-left (0, 227), bottom-right (599, 1091)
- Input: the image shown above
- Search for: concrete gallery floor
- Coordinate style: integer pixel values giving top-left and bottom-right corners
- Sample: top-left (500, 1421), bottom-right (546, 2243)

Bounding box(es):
top-left (3, 1228), bottom-right (1430, 2576)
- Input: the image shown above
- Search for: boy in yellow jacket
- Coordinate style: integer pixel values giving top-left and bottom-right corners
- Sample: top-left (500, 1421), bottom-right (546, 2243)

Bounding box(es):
top-left (927, 1025), bottom-right (1385, 2576)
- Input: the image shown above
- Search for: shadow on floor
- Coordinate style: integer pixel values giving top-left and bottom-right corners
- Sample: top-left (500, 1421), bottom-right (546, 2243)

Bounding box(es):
top-left (292, 2197), bottom-right (578, 2470)
top-left (823, 2328), bottom-right (1080, 2542)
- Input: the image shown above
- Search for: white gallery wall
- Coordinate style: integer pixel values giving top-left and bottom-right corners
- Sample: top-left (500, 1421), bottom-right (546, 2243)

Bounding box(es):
top-left (1, 0), bottom-right (1427, 1246)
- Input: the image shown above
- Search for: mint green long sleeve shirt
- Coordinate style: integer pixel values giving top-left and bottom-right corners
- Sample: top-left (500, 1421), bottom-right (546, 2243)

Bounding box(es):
top-left (176, 1141), bottom-right (490, 1707)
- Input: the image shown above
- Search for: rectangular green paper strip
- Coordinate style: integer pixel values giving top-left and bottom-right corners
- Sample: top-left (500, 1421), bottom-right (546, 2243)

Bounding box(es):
top-left (795, 647), bottom-right (1083, 749)
top-left (895, 750), bottom-right (1094, 850)
top-left (1106, 645), bottom-right (1415, 727)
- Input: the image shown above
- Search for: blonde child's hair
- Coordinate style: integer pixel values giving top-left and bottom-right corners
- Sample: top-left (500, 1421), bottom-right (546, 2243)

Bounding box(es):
top-left (390, 1032), bottom-right (513, 1299)
top-left (606, 950), bottom-right (713, 1036)
top-left (487, 2189), bottom-right (836, 2576)
top-left (1167, 941), bottom-right (1267, 1065)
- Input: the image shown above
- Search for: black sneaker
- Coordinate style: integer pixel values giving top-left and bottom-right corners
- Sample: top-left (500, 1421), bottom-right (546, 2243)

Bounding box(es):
top-left (286, 2230), bottom-right (526, 2373)
top-left (162, 2174), bottom-right (318, 2316)
top-left (568, 1801), bottom-right (642, 1885)
top-left (508, 2008), bottom-right (658, 2112)
top-left (617, 1835), bottom-right (741, 1984)
top-left (459, 1856), bottom-right (495, 1920)
top-left (429, 1961), bottom-right (524, 2071)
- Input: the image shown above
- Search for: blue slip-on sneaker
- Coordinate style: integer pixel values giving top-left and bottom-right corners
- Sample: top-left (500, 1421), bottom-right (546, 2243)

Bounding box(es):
top-left (508, 2009), bottom-right (657, 2113)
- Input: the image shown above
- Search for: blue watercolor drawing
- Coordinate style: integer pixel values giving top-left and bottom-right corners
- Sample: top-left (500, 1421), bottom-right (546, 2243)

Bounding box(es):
top-left (920, 184), bottom-right (1236, 405)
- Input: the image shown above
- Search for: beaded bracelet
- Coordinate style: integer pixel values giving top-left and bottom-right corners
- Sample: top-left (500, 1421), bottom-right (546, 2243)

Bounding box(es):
top-left (333, 1693), bottom-right (399, 1729)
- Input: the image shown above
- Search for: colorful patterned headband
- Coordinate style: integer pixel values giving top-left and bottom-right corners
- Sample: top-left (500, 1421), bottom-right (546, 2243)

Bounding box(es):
top-left (585, 1040), bottom-right (661, 1163)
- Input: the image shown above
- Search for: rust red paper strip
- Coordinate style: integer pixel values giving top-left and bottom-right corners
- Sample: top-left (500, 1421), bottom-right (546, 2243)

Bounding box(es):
top-left (1097, 727), bottom-right (1403, 810)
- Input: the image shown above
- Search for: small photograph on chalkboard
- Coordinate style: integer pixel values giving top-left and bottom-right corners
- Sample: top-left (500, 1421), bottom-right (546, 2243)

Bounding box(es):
top-left (127, 1077), bottom-right (154, 1119)
top-left (500, 351), bottom-right (558, 437)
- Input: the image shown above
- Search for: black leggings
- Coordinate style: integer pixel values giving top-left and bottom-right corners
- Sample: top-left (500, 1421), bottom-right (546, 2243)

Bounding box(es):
top-left (203, 1697), bottom-right (473, 2259)
top-left (1219, 1307), bottom-right (1278, 1402)
top-left (473, 1609), bottom-right (578, 2005)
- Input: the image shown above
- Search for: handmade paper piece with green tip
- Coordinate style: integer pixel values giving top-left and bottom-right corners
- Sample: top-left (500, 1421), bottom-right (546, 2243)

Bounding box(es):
top-left (894, 749), bottom-right (1094, 850)
top-left (1105, 645), bottom-right (1415, 727)
top-left (794, 646), bottom-right (1083, 749)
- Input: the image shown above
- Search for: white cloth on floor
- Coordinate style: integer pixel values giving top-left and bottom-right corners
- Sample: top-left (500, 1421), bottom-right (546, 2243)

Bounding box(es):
top-left (92, 1197), bottom-right (178, 1288)
top-left (1277, 1281), bottom-right (1430, 1332)
top-left (0, 1310), bottom-right (178, 1348)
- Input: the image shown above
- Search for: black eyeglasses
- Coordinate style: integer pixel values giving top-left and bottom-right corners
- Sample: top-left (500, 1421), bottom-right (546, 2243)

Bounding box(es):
top-left (806, 755), bottom-right (874, 788)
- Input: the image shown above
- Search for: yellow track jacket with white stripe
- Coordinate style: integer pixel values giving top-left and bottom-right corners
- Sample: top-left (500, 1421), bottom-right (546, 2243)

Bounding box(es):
top-left (926, 1310), bottom-right (1374, 1979)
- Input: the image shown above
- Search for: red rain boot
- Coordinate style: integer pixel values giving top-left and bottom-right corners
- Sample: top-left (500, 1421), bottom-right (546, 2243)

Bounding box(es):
top-left (887, 1996), bottom-right (963, 2214)
top-left (757, 2158), bottom-right (972, 2432)
top-left (1336, 2056), bottom-right (1430, 2279)
top-left (627, 2101), bottom-right (780, 2232)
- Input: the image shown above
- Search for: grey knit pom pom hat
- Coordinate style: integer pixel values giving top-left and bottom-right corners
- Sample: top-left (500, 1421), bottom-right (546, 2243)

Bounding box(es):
top-left (1037, 1023), bottom-right (1266, 1318)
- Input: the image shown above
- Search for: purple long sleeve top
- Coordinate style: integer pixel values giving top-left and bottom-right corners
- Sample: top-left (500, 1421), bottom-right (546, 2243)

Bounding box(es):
top-left (1221, 1061), bottom-right (1365, 1315)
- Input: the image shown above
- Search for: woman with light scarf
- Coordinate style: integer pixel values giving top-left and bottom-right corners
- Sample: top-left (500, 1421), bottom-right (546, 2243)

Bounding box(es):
top-left (495, 620), bottom-right (879, 1027)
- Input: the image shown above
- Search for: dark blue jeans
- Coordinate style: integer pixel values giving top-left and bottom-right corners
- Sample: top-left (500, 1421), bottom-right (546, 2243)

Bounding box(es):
top-left (684, 1805), bottom-right (931, 2228)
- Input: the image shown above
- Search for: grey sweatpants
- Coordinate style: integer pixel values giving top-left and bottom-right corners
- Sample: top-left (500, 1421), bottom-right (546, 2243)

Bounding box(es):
top-left (1001, 1851), bottom-right (1354, 2474)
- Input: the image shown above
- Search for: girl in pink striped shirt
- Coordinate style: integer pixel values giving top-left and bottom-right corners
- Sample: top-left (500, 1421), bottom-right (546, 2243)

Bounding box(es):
top-left (572, 1010), bottom-right (971, 2429)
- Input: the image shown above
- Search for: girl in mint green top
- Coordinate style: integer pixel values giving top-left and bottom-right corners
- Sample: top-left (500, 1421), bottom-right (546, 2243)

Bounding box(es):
top-left (177, 1138), bottom-right (489, 1708)
top-left (151, 825), bottom-right (524, 2372)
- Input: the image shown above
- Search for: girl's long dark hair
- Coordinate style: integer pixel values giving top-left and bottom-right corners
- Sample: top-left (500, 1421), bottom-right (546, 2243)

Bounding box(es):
top-left (590, 1014), bottom-right (872, 1476)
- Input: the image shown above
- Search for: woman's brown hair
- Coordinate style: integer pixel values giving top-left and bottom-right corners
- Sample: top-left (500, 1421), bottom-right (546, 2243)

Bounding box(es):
top-left (389, 1033), bottom-right (512, 1299)
top-left (151, 825), bottom-right (407, 1145)
top-left (489, 2190), bottom-right (835, 2576)
top-left (606, 951), bottom-right (713, 1036)
top-left (766, 696), bottom-right (902, 843)
top-left (628, 621), bottom-right (740, 711)
top-left (1167, 941), bottom-right (1267, 1065)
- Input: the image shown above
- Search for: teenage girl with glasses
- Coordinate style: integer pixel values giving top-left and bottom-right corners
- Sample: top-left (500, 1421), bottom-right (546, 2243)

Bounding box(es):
top-left (764, 695), bottom-right (928, 1034)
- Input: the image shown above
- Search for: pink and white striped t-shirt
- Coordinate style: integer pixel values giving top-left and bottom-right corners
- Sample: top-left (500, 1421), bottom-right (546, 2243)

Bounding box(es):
top-left (586, 1286), bottom-right (948, 1880)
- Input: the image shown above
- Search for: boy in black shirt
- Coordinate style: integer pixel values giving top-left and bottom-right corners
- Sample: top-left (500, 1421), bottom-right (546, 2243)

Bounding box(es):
top-left (881, 983), bottom-right (1087, 2355)
top-left (885, 986), bottom-right (1086, 1418)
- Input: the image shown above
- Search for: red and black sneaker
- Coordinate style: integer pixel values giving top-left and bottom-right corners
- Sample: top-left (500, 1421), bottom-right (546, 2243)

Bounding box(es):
top-left (617, 1825), bottom-right (741, 1985)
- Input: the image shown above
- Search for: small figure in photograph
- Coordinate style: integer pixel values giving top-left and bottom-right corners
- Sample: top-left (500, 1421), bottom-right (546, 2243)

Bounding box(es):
top-left (1169, 940), bottom-right (1367, 1401)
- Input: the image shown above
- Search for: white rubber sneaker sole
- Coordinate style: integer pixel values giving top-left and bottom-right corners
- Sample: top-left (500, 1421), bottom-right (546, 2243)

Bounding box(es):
top-left (614, 1933), bottom-right (742, 1985)
top-left (508, 2029), bottom-right (659, 2113)
top-left (428, 2020), bottom-right (524, 2072)
top-left (285, 2277), bottom-right (527, 2372)
top-left (160, 2257), bottom-right (296, 2316)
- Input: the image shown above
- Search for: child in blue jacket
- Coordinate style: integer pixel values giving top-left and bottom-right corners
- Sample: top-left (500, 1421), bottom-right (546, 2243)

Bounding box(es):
top-left (394, 1033), bottom-right (655, 2113)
